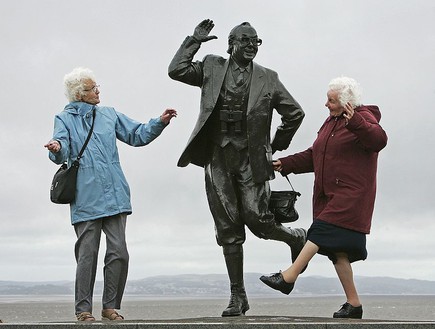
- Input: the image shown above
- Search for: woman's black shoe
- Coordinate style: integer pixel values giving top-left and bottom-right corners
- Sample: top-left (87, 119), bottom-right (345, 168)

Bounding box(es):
top-left (259, 272), bottom-right (294, 295)
top-left (333, 302), bottom-right (363, 319)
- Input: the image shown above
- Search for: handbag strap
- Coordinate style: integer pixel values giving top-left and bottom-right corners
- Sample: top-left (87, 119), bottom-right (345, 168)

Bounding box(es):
top-left (284, 175), bottom-right (295, 191)
top-left (77, 108), bottom-right (96, 161)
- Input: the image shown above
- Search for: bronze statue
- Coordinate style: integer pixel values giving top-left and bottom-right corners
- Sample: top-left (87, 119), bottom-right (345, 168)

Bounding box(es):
top-left (169, 19), bottom-right (306, 316)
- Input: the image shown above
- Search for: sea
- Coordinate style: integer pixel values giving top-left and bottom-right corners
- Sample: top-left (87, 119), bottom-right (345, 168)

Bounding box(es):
top-left (1, 295), bottom-right (435, 323)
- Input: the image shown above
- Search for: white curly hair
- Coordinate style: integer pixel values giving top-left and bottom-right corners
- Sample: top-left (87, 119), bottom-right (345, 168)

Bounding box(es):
top-left (328, 76), bottom-right (362, 107)
top-left (63, 67), bottom-right (96, 102)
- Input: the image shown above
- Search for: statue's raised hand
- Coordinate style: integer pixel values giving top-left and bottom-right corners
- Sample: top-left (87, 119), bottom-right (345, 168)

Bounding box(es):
top-left (193, 19), bottom-right (218, 43)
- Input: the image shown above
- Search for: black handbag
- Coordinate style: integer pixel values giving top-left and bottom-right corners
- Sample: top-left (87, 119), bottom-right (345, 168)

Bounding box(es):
top-left (50, 109), bottom-right (95, 204)
top-left (269, 175), bottom-right (301, 223)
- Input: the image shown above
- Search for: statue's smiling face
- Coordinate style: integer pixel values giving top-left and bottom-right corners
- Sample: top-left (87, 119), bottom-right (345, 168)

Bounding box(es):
top-left (231, 26), bottom-right (259, 66)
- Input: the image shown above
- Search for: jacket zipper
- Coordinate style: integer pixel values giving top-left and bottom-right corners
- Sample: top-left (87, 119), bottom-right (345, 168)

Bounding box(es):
top-left (320, 117), bottom-right (339, 192)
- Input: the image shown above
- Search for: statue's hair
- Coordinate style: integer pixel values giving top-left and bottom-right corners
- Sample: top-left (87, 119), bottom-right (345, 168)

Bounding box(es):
top-left (227, 22), bottom-right (253, 54)
top-left (63, 67), bottom-right (96, 102)
top-left (328, 76), bottom-right (362, 107)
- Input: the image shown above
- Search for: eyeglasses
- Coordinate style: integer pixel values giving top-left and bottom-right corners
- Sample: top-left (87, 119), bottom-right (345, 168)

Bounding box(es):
top-left (236, 37), bottom-right (262, 47)
top-left (83, 85), bottom-right (100, 93)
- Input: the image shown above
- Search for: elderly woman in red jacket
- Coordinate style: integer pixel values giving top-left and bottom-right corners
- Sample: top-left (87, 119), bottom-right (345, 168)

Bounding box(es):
top-left (260, 77), bottom-right (387, 319)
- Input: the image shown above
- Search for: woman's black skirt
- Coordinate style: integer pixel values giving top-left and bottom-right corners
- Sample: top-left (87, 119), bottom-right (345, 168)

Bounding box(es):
top-left (307, 219), bottom-right (367, 264)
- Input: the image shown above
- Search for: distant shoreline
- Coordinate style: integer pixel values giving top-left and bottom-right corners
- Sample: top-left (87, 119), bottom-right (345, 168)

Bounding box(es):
top-left (1, 274), bottom-right (435, 296)
top-left (1, 293), bottom-right (435, 302)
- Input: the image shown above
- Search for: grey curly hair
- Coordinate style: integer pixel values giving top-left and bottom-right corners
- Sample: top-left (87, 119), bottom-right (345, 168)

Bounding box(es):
top-left (328, 76), bottom-right (362, 107)
top-left (63, 67), bottom-right (96, 102)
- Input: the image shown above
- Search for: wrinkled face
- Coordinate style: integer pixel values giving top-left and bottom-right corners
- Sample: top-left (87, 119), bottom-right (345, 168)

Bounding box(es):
top-left (80, 79), bottom-right (100, 105)
top-left (325, 90), bottom-right (344, 117)
top-left (231, 25), bottom-right (260, 66)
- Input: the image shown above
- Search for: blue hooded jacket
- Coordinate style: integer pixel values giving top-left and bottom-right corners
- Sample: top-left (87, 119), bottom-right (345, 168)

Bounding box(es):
top-left (49, 102), bottom-right (167, 224)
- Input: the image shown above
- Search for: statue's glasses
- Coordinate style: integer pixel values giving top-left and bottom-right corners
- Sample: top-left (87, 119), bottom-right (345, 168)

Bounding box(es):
top-left (237, 37), bottom-right (262, 47)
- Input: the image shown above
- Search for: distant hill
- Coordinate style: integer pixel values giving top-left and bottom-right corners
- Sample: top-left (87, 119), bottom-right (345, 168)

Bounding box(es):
top-left (1, 274), bottom-right (434, 296)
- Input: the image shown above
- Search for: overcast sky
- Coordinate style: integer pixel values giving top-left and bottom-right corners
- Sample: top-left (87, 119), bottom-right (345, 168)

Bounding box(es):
top-left (1, 0), bottom-right (434, 283)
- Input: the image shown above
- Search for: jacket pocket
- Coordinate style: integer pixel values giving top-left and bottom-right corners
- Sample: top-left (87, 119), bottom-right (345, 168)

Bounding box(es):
top-left (335, 177), bottom-right (361, 191)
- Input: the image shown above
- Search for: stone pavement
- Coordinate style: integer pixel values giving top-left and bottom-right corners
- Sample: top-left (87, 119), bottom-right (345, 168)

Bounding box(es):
top-left (0, 316), bottom-right (435, 328)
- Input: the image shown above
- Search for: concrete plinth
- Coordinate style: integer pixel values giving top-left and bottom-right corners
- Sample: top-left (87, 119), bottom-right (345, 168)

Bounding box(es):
top-left (1, 316), bottom-right (435, 328)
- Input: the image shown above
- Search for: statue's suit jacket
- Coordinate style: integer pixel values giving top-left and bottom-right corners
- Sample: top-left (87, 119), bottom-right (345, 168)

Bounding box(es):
top-left (169, 36), bottom-right (305, 183)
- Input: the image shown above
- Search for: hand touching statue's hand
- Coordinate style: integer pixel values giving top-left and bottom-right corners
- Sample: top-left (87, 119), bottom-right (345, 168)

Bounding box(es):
top-left (273, 160), bottom-right (283, 172)
top-left (193, 19), bottom-right (218, 43)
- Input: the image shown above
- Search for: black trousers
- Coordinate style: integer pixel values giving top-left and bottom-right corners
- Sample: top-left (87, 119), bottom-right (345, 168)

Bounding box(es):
top-left (205, 143), bottom-right (275, 246)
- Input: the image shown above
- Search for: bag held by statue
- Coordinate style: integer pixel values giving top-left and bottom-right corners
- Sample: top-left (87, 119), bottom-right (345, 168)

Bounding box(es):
top-left (269, 175), bottom-right (301, 223)
top-left (49, 108), bottom-right (95, 204)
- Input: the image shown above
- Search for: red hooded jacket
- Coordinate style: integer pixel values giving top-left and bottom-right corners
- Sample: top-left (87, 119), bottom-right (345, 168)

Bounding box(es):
top-left (279, 105), bottom-right (387, 234)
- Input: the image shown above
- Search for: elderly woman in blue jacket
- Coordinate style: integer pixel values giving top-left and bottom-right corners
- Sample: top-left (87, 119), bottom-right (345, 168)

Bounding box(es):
top-left (44, 67), bottom-right (177, 322)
